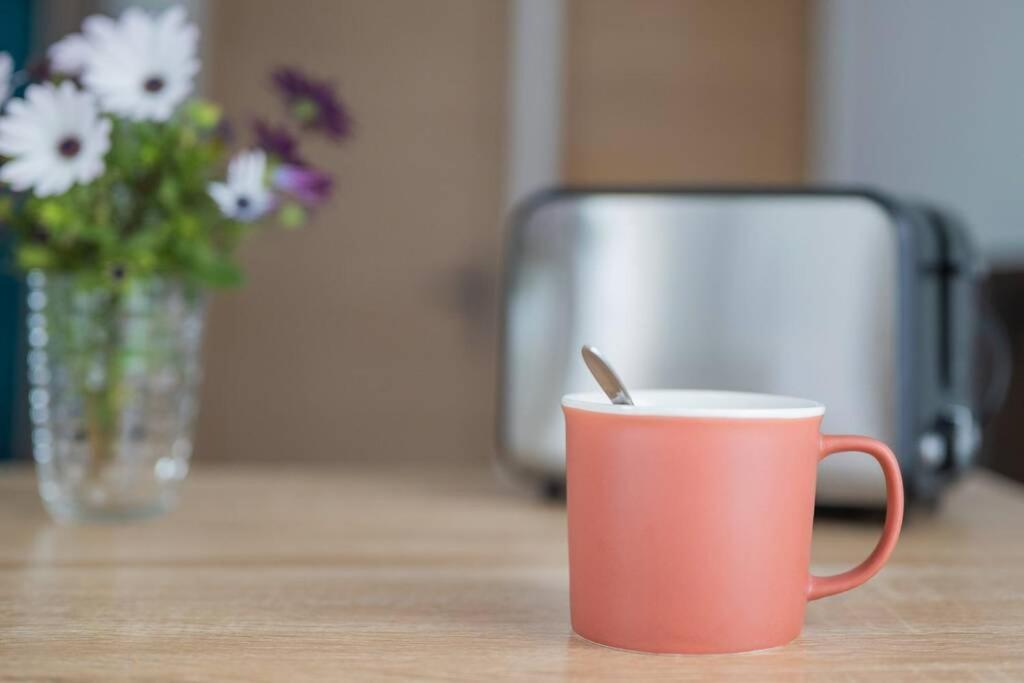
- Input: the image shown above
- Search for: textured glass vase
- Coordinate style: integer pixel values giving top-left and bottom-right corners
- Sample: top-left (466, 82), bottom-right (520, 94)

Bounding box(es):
top-left (27, 271), bottom-right (205, 522)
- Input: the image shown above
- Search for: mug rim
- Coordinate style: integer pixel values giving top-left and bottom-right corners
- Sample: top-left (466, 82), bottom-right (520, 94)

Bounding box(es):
top-left (561, 389), bottom-right (826, 419)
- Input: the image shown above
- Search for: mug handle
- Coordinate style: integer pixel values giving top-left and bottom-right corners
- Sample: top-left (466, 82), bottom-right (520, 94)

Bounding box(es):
top-left (807, 435), bottom-right (905, 601)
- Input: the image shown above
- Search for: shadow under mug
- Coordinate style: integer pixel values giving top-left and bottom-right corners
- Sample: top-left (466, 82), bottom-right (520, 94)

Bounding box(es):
top-left (562, 389), bottom-right (904, 654)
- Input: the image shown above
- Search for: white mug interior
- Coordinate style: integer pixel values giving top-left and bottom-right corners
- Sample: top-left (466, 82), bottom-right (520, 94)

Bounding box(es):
top-left (561, 389), bottom-right (826, 419)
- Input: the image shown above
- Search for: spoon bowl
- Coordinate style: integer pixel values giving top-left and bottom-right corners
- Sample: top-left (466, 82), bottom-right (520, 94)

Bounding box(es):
top-left (581, 345), bottom-right (634, 406)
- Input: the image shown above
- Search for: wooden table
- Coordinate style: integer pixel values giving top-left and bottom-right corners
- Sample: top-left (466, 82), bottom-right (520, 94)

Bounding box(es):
top-left (1, 463), bottom-right (1022, 682)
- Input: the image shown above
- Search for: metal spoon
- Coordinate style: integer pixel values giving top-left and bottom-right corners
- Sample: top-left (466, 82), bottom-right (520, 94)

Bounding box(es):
top-left (581, 345), bottom-right (634, 406)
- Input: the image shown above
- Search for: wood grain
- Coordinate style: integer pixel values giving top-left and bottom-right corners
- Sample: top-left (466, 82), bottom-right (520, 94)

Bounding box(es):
top-left (1, 464), bottom-right (1022, 681)
top-left (563, 0), bottom-right (809, 184)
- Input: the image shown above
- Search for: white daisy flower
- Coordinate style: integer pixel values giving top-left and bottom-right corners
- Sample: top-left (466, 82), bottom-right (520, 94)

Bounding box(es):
top-left (82, 6), bottom-right (199, 122)
top-left (0, 52), bottom-right (13, 104)
top-left (47, 14), bottom-right (116, 74)
top-left (0, 81), bottom-right (111, 197)
top-left (208, 150), bottom-right (273, 222)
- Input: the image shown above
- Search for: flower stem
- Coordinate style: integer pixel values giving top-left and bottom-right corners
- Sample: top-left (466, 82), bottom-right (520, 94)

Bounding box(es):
top-left (81, 291), bottom-right (125, 484)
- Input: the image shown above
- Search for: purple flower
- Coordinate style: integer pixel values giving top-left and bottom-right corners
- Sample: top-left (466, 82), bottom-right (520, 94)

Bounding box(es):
top-left (272, 67), bottom-right (351, 140)
top-left (215, 117), bottom-right (235, 145)
top-left (254, 120), bottom-right (303, 165)
top-left (273, 164), bottom-right (333, 206)
top-left (26, 58), bottom-right (53, 84)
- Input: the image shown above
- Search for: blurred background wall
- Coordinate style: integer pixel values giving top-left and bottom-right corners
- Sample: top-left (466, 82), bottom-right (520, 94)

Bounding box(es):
top-left (813, 0), bottom-right (1024, 262)
top-left (198, 0), bottom-right (507, 464)
top-left (3, 0), bottom-right (1024, 474)
top-left (563, 0), bottom-right (808, 185)
top-left (196, 0), bottom-right (812, 463)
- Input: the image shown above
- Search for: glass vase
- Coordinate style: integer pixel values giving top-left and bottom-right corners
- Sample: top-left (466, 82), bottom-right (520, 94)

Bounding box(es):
top-left (26, 271), bottom-right (205, 523)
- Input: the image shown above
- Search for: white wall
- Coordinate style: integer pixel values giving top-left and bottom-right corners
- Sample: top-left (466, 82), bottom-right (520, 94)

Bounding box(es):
top-left (814, 0), bottom-right (1024, 266)
top-left (505, 0), bottom-right (565, 210)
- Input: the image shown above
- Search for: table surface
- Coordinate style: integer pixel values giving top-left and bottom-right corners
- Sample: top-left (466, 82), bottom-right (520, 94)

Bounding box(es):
top-left (1, 463), bottom-right (1022, 682)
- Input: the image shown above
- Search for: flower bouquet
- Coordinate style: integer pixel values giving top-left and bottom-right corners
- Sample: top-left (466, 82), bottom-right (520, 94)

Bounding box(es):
top-left (0, 6), bottom-right (349, 521)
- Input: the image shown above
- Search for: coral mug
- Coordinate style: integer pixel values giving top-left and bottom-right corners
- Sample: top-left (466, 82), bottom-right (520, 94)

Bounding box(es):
top-left (563, 389), bottom-right (904, 654)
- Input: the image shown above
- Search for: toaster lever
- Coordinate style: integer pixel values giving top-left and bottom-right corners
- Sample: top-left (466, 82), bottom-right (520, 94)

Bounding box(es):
top-left (945, 403), bottom-right (980, 469)
top-left (919, 404), bottom-right (980, 473)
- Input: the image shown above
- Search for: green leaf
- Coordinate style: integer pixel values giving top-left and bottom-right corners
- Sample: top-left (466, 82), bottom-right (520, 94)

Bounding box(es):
top-left (198, 256), bottom-right (244, 287)
top-left (186, 100), bottom-right (222, 130)
top-left (37, 201), bottom-right (68, 229)
top-left (158, 177), bottom-right (181, 209)
top-left (0, 195), bottom-right (13, 221)
top-left (278, 202), bottom-right (307, 230)
top-left (139, 142), bottom-right (160, 167)
top-left (16, 244), bottom-right (55, 269)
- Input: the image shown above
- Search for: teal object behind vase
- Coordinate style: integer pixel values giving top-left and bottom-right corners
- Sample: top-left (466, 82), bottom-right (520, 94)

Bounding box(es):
top-left (0, 0), bottom-right (33, 461)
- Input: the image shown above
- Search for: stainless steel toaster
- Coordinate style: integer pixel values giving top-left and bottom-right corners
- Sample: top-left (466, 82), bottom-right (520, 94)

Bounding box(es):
top-left (498, 188), bottom-right (998, 506)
